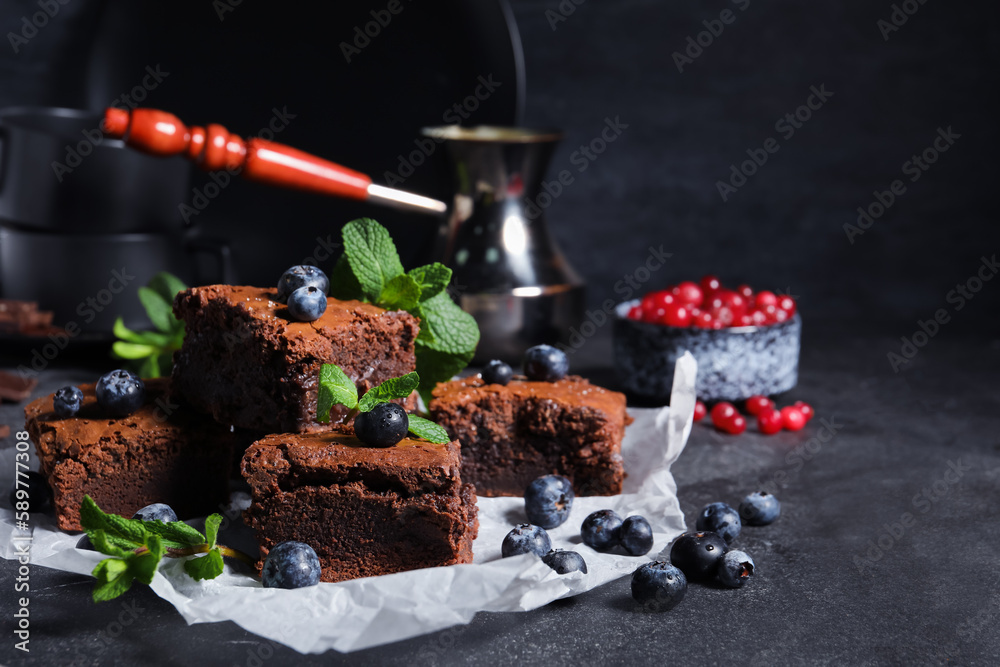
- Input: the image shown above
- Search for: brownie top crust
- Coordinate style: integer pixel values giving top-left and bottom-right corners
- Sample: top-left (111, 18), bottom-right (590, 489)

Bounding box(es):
top-left (25, 378), bottom-right (215, 462)
top-left (243, 431), bottom-right (462, 494)
top-left (431, 374), bottom-right (628, 416)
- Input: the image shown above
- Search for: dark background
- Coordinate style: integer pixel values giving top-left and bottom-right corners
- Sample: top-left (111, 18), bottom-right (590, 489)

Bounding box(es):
top-left (0, 0), bottom-right (997, 332)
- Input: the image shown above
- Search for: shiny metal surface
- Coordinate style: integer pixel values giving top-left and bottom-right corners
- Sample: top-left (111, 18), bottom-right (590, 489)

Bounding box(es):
top-left (425, 125), bottom-right (585, 363)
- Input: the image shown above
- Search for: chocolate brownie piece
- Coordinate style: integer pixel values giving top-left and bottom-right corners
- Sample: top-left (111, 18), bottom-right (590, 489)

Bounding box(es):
top-left (242, 430), bottom-right (478, 583)
top-left (429, 375), bottom-right (631, 497)
top-left (25, 379), bottom-right (236, 531)
top-left (172, 285), bottom-right (419, 433)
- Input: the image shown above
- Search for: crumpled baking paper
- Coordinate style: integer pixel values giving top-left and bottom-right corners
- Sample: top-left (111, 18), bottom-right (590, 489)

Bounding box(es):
top-left (0, 353), bottom-right (697, 654)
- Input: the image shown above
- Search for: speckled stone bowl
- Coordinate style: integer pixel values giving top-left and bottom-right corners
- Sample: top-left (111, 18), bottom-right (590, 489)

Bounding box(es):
top-left (613, 300), bottom-right (800, 403)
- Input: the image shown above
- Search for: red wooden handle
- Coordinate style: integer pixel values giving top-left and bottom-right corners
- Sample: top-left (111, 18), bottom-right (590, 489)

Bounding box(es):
top-left (104, 107), bottom-right (372, 201)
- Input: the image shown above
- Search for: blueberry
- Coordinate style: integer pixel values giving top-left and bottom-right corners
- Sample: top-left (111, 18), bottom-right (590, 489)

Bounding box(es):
top-left (353, 402), bottom-right (409, 448)
top-left (631, 561), bottom-right (687, 611)
top-left (501, 524), bottom-right (551, 558)
top-left (53, 386), bottom-right (84, 418)
top-left (581, 509), bottom-right (623, 551)
top-left (77, 534), bottom-right (94, 551)
top-left (286, 285), bottom-right (327, 322)
top-left (739, 491), bottom-right (781, 526)
top-left (524, 475), bottom-right (574, 529)
top-left (717, 550), bottom-right (756, 588)
top-left (95, 369), bottom-right (145, 417)
top-left (522, 345), bottom-right (569, 382)
top-left (262, 541), bottom-right (322, 589)
top-left (277, 265), bottom-right (329, 302)
top-left (542, 549), bottom-right (588, 575)
top-left (669, 531), bottom-right (727, 581)
top-left (481, 359), bottom-right (513, 386)
top-left (619, 515), bottom-right (654, 556)
top-left (8, 471), bottom-right (52, 513)
top-left (696, 502), bottom-right (742, 543)
top-left (132, 503), bottom-right (178, 522)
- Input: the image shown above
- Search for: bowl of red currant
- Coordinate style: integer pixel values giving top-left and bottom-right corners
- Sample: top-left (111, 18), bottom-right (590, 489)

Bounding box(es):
top-left (613, 275), bottom-right (801, 403)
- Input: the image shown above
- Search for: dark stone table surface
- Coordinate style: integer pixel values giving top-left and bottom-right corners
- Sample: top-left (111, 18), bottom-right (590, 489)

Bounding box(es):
top-left (1, 325), bottom-right (997, 666)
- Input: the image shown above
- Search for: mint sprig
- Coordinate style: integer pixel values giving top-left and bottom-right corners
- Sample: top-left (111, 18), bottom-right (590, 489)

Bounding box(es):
top-left (80, 496), bottom-right (255, 602)
top-left (316, 364), bottom-right (451, 444)
top-left (112, 271), bottom-right (187, 378)
top-left (328, 219), bottom-right (479, 401)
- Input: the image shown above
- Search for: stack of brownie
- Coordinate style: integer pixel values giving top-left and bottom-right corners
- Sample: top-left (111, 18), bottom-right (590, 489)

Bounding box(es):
top-left (25, 285), bottom-right (478, 582)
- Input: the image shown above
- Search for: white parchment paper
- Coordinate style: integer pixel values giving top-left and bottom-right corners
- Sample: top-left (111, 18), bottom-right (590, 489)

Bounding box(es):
top-left (0, 353), bottom-right (697, 654)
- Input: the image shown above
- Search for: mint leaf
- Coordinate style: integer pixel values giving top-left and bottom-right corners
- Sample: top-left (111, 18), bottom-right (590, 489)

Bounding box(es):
top-left (81, 496), bottom-right (150, 547)
top-left (408, 263), bottom-right (452, 302)
top-left (147, 271), bottom-right (187, 312)
top-left (131, 534), bottom-right (166, 585)
top-left (329, 254), bottom-right (364, 301)
top-left (406, 415), bottom-right (451, 444)
top-left (92, 558), bottom-right (133, 602)
top-left (137, 286), bottom-right (179, 334)
top-left (358, 372), bottom-right (419, 412)
top-left (341, 218), bottom-right (405, 302)
top-left (138, 355), bottom-right (160, 379)
top-left (183, 548), bottom-right (224, 581)
top-left (112, 341), bottom-right (159, 360)
top-left (204, 514), bottom-right (222, 549)
top-left (89, 529), bottom-right (136, 559)
top-left (141, 519), bottom-right (207, 550)
top-left (113, 318), bottom-right (172, 347)
top-left (413, 291), bottom-right (479, 401)
top-left (378, 274), bottom-right (422, 312)
top-left (318, 363), bottom-right (359, 422)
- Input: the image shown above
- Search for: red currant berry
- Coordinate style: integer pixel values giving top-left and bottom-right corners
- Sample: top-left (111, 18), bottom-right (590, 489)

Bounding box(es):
top-left (781, 406), bottom-right (807, 431)
top-left (642, 307), bottom-right (664, 324)
top-left (762, 303), bottom-right (780, 323)
top-left (710, 402), bottom-right (737, 428)
top-left (627, 306), bottom-right (643, 320)
top-left (736, 314), bottom-right (753, 326)
top-left (700, 275), bottom-right (721, 295)
top-left (717, 290), bottom-right (747, 317)
top-left (724, 414), bottom-right (747, 435)
top-left (693, 311), bottom-right (714, 328)
top-left (778, 295), bottom-right (797, 316)
top-left (737, 284), bottom-right (754, 300)
top-left (689, 307), bottom-right (702, 318)
top-left (757, 408), bottom-right (783, 435)
top-left (706, 293), bottom-right (726, 311)
top-left (745, 395), bottom-right (775, 416)
top-left (673, 281), bottom-right (704, 307)
top-left (709, 305), bottom-right (734, 326)
top-left (660, 303), bottom-right (692, 327)
top-left (693, 400), bottom-right (707, 422)
top-left (709, 319), bottom-right (724, 330)
top-left (794, 401), bottom-right (814, 421)
top-left (647, 290), bottom-right (675, 310)
top-left (750, 309), bottom-right (768, 326)
top-left (773, 308), bottom-right (790, 323)
top-left (755, 291), bottom-right (778, 309)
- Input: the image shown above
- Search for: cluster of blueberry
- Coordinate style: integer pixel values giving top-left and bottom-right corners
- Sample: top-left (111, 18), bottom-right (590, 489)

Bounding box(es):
top-left (626, 275), bottom-right (798, 329)
top-left (631, 491), bottom-right (779, 611)
top-left (277, 265), bottom-right (330, 322)
top-left (53, 369), bottom-right (146, 420)
top-left (500, 475), bottom-right (656, 577)
top-left (481, 344), bottom-right (570, 386)
top-left (694, 395), bottom-right (815, 435)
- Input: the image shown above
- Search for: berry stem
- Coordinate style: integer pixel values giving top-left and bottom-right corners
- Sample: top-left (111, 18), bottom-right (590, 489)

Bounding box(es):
top-left (134, 542), bottom-right (257, 565)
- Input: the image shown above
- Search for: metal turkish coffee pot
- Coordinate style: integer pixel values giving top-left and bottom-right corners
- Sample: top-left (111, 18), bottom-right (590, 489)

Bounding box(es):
top-left (425, 126), bottom-right (585, 363)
